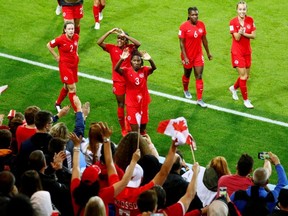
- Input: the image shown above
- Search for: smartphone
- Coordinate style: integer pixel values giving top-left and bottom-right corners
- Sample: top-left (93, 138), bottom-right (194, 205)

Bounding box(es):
top-left (258, 152), bottom-right (269, 160)
top-left (219, 187), bottom-right (227, 198)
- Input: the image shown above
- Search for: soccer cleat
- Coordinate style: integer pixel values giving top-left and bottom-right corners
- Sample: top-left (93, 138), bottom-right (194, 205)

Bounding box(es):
top-left (55, 5), bottom-right (62, 16)
top-left (183, 91), bottom-right (192, 99)
top-left (0, 85), bottom-right (8, 95)
top-left (94, 22), bottom-right (100, 30)
top-left (197, 99), bottom-right (208, 108)
top-left (229, 85), bottom-right (239, 100)
top-left (99, 12), bottom-right (103, 20)
top-left (244, 100), bottom-right (254, 109)
top-left (55, 103), bottom-right (62, 113)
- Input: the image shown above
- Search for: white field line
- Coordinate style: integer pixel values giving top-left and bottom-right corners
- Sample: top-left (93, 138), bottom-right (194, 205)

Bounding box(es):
top-left (1, 52), bottom-right (288, 128)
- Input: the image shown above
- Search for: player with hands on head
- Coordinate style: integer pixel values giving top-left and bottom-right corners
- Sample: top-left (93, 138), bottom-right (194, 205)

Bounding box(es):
top-left (97, 28), bottom-right (141, 136)
top-left (114, 49), bottom-right (156, 134)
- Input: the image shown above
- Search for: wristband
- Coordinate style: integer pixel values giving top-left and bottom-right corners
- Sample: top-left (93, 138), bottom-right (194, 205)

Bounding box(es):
top-left (103, 137), bottom-right (110, 143)
top-left (73, 147), bottom-right (80, 152)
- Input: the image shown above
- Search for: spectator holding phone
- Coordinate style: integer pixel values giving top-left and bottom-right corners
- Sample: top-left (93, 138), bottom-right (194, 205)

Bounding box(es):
top-left (231, 152), bottom-right (287, 215)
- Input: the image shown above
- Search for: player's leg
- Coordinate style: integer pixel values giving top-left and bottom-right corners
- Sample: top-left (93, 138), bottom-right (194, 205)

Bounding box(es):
top-left (182, 67), bottom-right (193, 99)
top-left (194, 66), bottom-right (207, 108)
top-left (93, 0), bottom-right (101, 29)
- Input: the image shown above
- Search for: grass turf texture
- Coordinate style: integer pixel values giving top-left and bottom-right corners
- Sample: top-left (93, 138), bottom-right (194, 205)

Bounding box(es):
top-left (1, 0), bottom-right (288, 183)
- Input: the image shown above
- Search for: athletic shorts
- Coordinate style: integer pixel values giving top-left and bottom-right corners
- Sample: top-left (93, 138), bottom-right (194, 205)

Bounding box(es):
top-left (62, 5), bottom-right (83, 19)
top-left (59, 63), bottom-right (78, 84)
top-left (113, 81), bottom-right (126, 95)
top-left (126, 105), bottom-right (148, 125)
top-left (181, 54), bottom-right (204, 69)
top-left (231, 53), bottom-right (251, 68)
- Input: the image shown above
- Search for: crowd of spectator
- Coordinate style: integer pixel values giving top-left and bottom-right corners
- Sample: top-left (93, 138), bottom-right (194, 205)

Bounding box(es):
top-left (0, 95), bottom-right (288, 216)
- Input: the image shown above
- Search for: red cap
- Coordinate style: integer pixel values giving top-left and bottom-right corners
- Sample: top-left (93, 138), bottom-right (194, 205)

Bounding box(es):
top-left (81, 165), bottom-right (101, 185)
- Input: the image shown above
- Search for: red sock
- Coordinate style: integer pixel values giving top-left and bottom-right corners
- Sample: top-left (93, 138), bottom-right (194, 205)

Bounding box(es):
top-left (239, 79), bottom-right (248, 100)
top-left (68, 92), bottom-right (77, 112)
top-left (99, 4), bottom-right (105, 12)
top-left (117, 107), bottom-right (125, 130)
top-left (75, 26), bottom-right (80, 34)
top-left (196, 79), bottom-right (204, 100)
top-left (182, 75), bottom-right (190, 91)
top-left (56, 87), bottom-right (68, 105)
top-left (93, 5), bottom-right (100, 23)
top-left (233, 77), bottom-right (240, 90)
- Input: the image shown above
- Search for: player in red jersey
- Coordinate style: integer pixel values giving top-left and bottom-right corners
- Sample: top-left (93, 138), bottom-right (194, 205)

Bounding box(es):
top-left (47, 21), bottom-right (80, 113)
top-left (59, 0), bottom-right (83, 34)
top-left (179, 7), bottom-right (212, 108)
top-left (114, 49), bottom-right (156, 135)
top-left (97, 28), bottom-right (141, 136)
top-left (93, 0), bottom-right (105, 30)
top-left (228, 1), bottom-right (256, 109)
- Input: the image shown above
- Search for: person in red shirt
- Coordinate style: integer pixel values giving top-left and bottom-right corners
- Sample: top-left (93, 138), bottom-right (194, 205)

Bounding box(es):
top-left (16, 106), bottom-right (40, 152)
top-left (47, 21), bottom-right (80, 113)
top-left (59, 0), bottom-right (83, 34)
top-left (228, 1), bottom-right (256, 109)
top-left (93, 0), bottom-right (105, 30)
top-left (97, 28), bottom-right (141, 136)
top-left (179, 7), bottom-right (212, 108)
top-left (114, 50), bottom-right (156, 135)
top-left (70, 121), bottom-right (140, 216)
top-left (114, 139), bottom-right (177, 216)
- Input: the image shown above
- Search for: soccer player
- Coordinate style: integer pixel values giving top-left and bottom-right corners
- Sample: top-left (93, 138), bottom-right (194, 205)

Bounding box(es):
top-left (114, 49), bottom-right (156, 135)
top-left (228, 1), bottom-right (256, 109)
top-left (179, 7), bottom-right (212, 108)
top-left (97, 28), bottom-right (141, 136)
top-left (59, 0), bottom-right (83, 34)
top-left (47, 21), bottom-right (80, 113)
top-left (93, 0), bottom-right (105, 30)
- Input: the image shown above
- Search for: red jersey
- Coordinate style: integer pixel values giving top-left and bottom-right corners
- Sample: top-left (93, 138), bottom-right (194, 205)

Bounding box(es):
top-left (158, 202), bottom-right (185, 216)
top-left (71, 174), bottom-right (117, 216)
top-left (16, 125), bottom-right (37, 152)
top-left (230, 16), bottom-right (256, 55)
top-left (178, 20), bottom-right (207, 59)
top-left (49, 34), bottom-right (79, 66)
top-left (217, 174), bottom-right (253, 197)
top-left (121, 66), bottom-right (152, 107)
top-left (114, 181), bottom-right (154, 216)
top-left (104, 44), bottom-right (136, 82)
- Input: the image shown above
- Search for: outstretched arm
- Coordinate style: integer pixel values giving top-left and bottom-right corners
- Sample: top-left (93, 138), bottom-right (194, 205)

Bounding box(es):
top-left (70, 132), bottom-right (82, 181)
top-left (152, 139), bottom-right (177, 186)
top-left (179, 162), bottom-right (199, 212)
top-left (112, 149), bottom-right (141, 196)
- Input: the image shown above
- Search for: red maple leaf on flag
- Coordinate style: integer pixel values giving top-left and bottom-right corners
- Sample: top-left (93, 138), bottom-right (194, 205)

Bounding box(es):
top-left (172, 120), bottom-right (187, 132)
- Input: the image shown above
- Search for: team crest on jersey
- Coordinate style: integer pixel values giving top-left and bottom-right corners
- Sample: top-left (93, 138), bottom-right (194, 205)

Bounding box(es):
top-left (139, 73), bottom-right (144, 78)
top-left (198, 28), bottom-right (203, 33)
top-left (234, 60), bottom-right (239, 65)
top-left (74, 42), bottom-right (78, 46)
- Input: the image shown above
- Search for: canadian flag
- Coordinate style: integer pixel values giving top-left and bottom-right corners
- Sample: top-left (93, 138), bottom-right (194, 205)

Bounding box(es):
top-left (157, 117), bottom-right (197, 150)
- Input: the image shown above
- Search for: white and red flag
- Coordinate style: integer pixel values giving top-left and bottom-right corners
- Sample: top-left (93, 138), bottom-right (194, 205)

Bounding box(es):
top-left (157, 117), bottom-right (196, 150)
